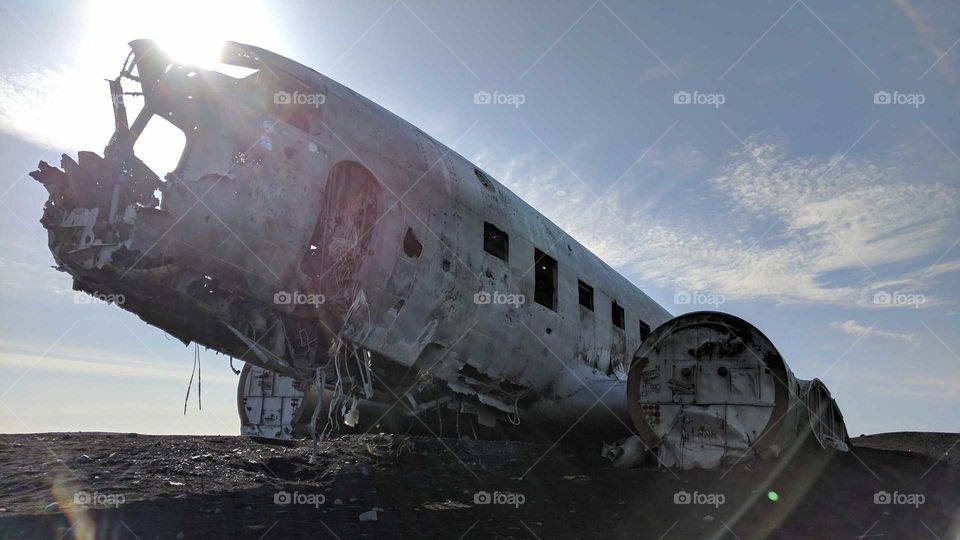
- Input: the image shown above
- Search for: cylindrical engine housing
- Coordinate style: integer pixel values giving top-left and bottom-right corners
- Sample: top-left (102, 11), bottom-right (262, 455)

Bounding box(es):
top-left (626, 311), bottom-right (806, 469)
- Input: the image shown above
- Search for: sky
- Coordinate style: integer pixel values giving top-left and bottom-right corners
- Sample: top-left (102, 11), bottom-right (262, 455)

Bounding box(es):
top-left (0, 0), bottom-right (957, 436)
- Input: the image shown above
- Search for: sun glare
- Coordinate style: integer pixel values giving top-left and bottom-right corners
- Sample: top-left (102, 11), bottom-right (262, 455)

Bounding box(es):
top-left (26, 0), bottom-right (288, 173)
top-left (155, 38), bottom-right (225, 70)
top-left (85, 0), bottom-right (281, 65)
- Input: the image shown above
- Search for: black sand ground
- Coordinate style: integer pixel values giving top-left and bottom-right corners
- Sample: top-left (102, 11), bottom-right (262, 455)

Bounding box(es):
top-left (0, 432), bottom-right (956, 539)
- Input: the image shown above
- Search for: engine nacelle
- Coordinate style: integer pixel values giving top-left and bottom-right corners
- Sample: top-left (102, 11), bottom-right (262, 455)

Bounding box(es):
top-left (626, 311), bottom-right (848, 469)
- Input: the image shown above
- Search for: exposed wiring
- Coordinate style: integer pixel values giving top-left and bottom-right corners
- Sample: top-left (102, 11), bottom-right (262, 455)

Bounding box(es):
top-left (183, 343), bottom-right (202, 414)
top-left (308, 371), bottom-right (326, 464)
top-left (508, 396), bottom-right (522, 426)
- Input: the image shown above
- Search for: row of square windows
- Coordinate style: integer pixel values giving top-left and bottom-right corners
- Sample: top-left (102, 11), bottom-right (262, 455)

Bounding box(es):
top-left (483, 221), bottom-right (651, 340)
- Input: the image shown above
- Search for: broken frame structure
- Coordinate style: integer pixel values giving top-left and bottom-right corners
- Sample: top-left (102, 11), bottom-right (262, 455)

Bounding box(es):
top-left (30, 40), bottom-right (848, 468)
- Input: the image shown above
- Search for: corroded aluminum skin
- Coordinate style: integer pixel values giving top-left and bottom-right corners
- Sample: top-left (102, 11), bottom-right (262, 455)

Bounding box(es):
top-left (31, 40), bottom-right (671, 439)
top-left (30, 41), bottom-right (846, 459)
top-left (627, 312), bottom-right (849, 469)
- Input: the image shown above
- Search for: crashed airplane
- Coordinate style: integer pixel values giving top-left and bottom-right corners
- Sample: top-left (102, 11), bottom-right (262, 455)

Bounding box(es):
top-left (30, 40), bottom-right (848, 469)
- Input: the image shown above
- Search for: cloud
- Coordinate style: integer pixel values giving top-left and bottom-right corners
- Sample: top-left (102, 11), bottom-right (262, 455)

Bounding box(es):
top-left (893, 0), bottom-right (958, 83)
top-left (871, 259), bottom-right (960, 293)
top-left (472, 135), bottom-right (959, 307)
top-left (0, 0), bottom-right (286, 153)
top-left (0, 252), bottom-right (70, 298)
top-left (828, 319), bottom-right (916, 344)
top-left (0, 345), bottom-right (237, 385)
top-left (710, 139), bottom-right (957, 274)
top-left (0, 65), bottom-right (115, 152)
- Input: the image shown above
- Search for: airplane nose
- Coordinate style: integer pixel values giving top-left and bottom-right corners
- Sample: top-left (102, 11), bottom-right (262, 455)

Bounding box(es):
top-left (31, 148), bottom-right (332, 378)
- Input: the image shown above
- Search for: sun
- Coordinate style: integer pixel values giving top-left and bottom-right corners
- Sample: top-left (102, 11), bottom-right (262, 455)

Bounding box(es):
top-left (155, 37), bottom-right (226, 70)
top-left (85, 0), bottom-right (281, 68)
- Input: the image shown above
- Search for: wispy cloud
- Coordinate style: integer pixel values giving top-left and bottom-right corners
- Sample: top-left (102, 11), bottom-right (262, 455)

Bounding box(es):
top-left (711, 138), bottom-right (957, 274)
top-left (0, 345), bottom-right (237, 385)
top-left (0, 65), bottom-right (114, 152)
top-left (829, 319), bottom-right (916, 344)
top-left (0, 253), bottom-right (70, 297)
top-left (871, 260), bottom-right (960, 293)
top-left (474, 135), bottom-right (959, 307)
top-left (894, 0), bottom-right (959, 82)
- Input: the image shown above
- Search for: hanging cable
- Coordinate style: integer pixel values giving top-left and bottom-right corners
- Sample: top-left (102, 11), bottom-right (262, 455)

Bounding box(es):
top-left (508, 396), bottom-right (521, 426)
top-left (183, 343), bottom-right (200, 414)
top-left (456, 396), bottom-right (463, 440)
top-left (197, 343), bottom-right (202, 411)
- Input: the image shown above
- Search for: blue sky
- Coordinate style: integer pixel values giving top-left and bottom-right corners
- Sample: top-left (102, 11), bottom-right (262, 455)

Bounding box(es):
top-left (0, 0), bottom-right (957, 436)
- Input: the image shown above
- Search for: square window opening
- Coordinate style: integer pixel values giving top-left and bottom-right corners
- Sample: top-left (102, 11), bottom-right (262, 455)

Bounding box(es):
top-left (612, 301), bottom-right (625, 330)
top-left (483, 222), bottom-right (509, 261)
top-left (534, 248), bottom-right (557, 310)
top-left (639, 319), bottom-right (651, 341)
top-left (578, 280), bottom-right (594, 311)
